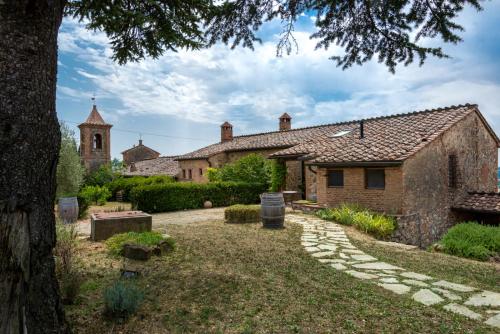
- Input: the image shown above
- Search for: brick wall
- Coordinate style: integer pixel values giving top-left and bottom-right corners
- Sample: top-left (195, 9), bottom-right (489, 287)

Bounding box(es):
top-left (316, 167), bottom-right (403, 214)
top-left (402, 111), bottom-right (498, 246)
top-left (79, 125), bottom-right (111, 172)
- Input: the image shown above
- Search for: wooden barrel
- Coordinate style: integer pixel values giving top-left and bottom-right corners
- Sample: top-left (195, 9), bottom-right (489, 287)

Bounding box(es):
top-left (260, 192), bottom-right (285, 228)
top-left (58, 197), bottom-right (79, 224)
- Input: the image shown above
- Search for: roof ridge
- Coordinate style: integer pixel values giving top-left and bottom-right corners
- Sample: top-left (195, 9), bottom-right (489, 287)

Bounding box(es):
top-left (232, 103), bottom-right (477, 139)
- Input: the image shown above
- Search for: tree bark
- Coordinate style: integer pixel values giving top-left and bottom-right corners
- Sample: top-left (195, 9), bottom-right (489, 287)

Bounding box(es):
top-left (0, 1), bottom-right (69, 333)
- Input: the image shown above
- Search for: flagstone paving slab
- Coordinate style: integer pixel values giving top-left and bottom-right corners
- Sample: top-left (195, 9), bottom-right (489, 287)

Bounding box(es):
top-left (412, 289), bottom-right (444, 306)
top-left (378, 283), bottom-right (411, 295)
top-left (432, 280), bottom-right (476, 293)
top-left (287, 213), bottom-right (499, 329)
top-left (444, 303), bottom-right (482, 320)
top-left (464, 291), bottom-right (500, 307)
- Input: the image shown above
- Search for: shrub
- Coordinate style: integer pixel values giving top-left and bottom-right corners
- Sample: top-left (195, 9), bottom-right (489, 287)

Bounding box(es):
top-left (315, 204), bottom-right (396, 239)
top-left (107, 175), bottom-right (174, 201)
top-left (269, 160), bottom-right (287, 192)
top-left (225, 204), bottom-right (261, 224)
top-left (76, 193), bottom-right (90, 219)
top-left (207, 154), bottom-right (271, 186)
top-left (103, 280), bottom-right (144, 318)
top-left (54, 222), bottom-right (82, 304)
top-left (79, 185), bottom-right (111, 205)
top-left (106, 231), bottom-right (175, 256)
top-left (440, 222), bottom-right (500, 261)
top-left (130, 182), bottom-right (267, 213)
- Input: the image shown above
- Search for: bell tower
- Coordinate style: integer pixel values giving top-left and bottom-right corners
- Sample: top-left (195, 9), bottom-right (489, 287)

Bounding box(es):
top-left (78, 103), bottom-right (112, 172)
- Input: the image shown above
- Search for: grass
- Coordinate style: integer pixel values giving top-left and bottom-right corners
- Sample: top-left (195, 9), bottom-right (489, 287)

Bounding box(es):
top-left (439, 222), bottom-right (500, 261)
top-left (344, 224), bottom-right (499, 292)
top-left (105, 231), bottom-right (173, 256)
top-left (65, 219), bottom-right (498, 333)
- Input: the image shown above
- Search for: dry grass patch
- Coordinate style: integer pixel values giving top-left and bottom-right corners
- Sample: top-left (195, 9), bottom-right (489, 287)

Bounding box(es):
top-left (65, 220), bottom-right (498, 334)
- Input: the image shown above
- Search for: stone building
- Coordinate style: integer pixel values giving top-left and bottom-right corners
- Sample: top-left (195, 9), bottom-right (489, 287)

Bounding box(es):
top-left (121, 139), bottom-right (160, 165)
top-left (123, 156), bottom-right (179, 179)
top-left (176, 104), bottom-right (499, 246)
top-left (78, 104), bottom-right (112, 172)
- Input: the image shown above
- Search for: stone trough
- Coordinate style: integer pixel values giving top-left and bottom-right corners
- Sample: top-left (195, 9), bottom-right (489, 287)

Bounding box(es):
top-left (91, 210), bottom-right (152, 241)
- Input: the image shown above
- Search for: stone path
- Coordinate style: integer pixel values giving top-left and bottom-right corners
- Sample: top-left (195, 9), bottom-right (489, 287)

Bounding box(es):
top-left (287, 214), bottom-right (500, 329)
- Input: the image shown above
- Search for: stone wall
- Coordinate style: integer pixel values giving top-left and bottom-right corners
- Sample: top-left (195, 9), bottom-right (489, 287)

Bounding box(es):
top-left (178, 159), bottom-right (210, 183)
top-left (316, 167), bottom-right (403, 214)
top-left (285, 160), bottom-right (302, 192)
top-left (402, 111), bottom-right (498, 246)
top-left (390, 213), bottom-right (422, 247)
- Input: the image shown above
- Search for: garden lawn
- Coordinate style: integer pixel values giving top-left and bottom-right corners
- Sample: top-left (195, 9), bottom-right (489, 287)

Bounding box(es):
top-left (67, 220), bottom-right (498, 333)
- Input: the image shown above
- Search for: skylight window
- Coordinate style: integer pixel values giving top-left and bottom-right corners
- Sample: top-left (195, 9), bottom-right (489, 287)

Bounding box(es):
top-left (330, 130), bottom-right (351, 138)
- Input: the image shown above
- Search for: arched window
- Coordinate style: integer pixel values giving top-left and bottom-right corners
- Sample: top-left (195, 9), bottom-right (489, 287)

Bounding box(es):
top-left (93, 133), bottom-right (102, 150)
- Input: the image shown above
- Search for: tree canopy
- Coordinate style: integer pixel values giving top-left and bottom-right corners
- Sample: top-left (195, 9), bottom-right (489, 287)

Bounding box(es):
top-left (66, 0), bottom-right (483, 72)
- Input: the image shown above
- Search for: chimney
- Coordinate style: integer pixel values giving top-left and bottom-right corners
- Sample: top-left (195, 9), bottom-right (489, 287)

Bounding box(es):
top-left (139, 139), bottom-right (143, 146)
top-left (359, 120), bottom-right (364, 139)
top-left (221, 121), bottom-right (233, 142)
top-left (279, 113), bottom-right (292, 131)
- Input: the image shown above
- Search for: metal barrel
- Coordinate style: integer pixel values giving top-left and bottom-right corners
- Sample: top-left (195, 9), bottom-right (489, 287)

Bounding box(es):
top-left (58, 197), bottom-right (79, 224)
top-left (260, 192), bottom-right (285, 228)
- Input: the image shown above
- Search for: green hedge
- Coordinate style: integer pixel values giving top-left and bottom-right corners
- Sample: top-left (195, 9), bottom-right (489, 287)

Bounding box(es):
top-left (130, 182), bottom-right (267, 213)
top-left (440, 222), bottom-right (500, 261)
top-left (107, 175), bottom-right (175, 202)
top-left (225, 204), bottom-right (261, 224)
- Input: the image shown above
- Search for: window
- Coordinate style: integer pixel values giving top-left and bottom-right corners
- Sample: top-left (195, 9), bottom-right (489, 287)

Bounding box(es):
top-left (327, 170), bottom-right (344, 187)
top-left (188, 169), bottom-right (192, 179)
top-left (93, 133), bottom-right (102, 150)
top-left (182, 169), bottom-right (186, 179)
top-left (199, 168), bottom-right (203, 176)
top-left (365, 169), bottom-right (385, 189)
top-left (448, 154), bottom-right (457, 188)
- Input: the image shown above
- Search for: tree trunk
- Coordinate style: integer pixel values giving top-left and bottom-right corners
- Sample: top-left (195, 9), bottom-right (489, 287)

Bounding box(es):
top-left (0, 1), bottom-right (69, 333)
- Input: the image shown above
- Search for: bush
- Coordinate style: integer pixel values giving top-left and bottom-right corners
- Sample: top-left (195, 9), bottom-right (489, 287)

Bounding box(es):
top-left (107, 175), bottom-right (174, 201)
top-left (76, 193), bottom-right (90, 219)
top-left (225, 204), bottom-right (261, 224)
top-left (316, 204), bottom-right (396, 239)
top-left (79, 185), bottom-right (111, 205)
top-left (207, 154), bottom-right (271, 186)
top-left (54, 222), bottom-right (82, 304)
top-left (440, 222), bottom-right (500, 261)
top-left (269, 160), bottom-right (287, 192)
top-left (106, 231), bottom-right (175, 256)
top-left (103, 280), bottom-right (144, 318)
top-left (130, 182), bottom-right (267, 213)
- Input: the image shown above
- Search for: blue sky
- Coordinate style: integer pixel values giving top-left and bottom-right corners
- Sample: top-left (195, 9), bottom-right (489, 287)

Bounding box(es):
top-left (57, 2), bottom-right (500, 160)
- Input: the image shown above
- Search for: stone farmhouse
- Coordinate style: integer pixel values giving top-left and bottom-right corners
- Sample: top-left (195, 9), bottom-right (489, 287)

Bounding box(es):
top-left (176, 104), bottom-right (500, 246)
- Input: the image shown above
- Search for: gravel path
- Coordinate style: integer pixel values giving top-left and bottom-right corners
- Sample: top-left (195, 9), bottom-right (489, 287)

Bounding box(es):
top-left (75, 207), bottom-right (225, 236)
top-left (287, 214), bottom-right (500, 329)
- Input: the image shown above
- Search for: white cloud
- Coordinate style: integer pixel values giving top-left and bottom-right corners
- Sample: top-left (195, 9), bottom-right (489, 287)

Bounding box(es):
top-left (57, 7), bottom-right (500, 137)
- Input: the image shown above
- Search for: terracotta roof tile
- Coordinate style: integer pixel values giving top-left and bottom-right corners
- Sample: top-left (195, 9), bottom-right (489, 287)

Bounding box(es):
top-left (123, 156), bottom-right (179, 177)
top-left (177, 104), bottom-right (495, 164)
top-left (79, 105), bottom-right (111, 127)
top-left (453, 192), bottom-right (500, 214)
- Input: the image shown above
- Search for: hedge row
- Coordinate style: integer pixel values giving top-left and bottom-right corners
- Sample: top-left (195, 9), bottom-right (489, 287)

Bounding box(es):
top-left (225, 204), bottom-right (261, 224)
top-left (440, 222), bottom-right (499, 261)
top-left (107, 175), bottom-right (175, 202)
top-left (130, 182), bottom-right (267, 213)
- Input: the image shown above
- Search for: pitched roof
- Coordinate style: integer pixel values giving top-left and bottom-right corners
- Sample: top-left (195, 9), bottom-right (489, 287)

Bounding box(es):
top-left (121, 141), bottom-right (160, 155)
top-left (280, 112), bottom-right (291, 119)
top-left (176, 104), bottom-right (499, 164)
top-left (452, 192), bottom-right (500, 214)
top-left (123, 156), bottom-right (179, 177)
top-left (79, 105), bottom-right (111, 127)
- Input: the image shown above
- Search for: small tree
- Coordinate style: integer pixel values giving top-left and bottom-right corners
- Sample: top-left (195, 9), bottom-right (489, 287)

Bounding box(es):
top-left (56, 123), bottom-right (85, 198)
